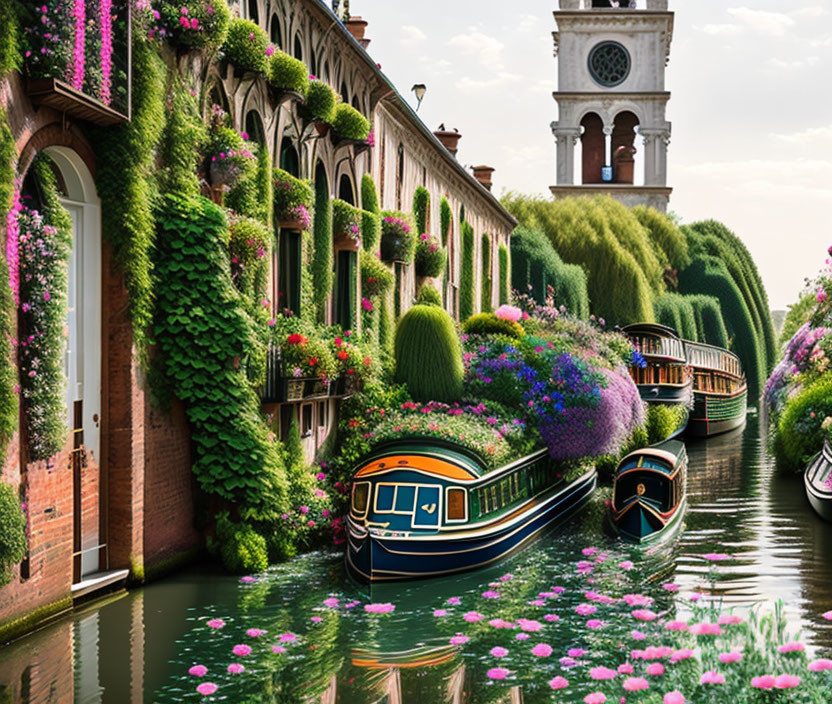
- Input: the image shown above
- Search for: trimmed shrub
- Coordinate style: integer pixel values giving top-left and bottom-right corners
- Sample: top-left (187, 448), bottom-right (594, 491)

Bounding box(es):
top-left (460, 222), bottom-right (475, 321)
top-left (688, 295), bottom-right (729, 348)
top-left (378, 291), bottom-right (394, 356)
top-left (312, 179), bottom-right (332, 320)
top-left (462, 313), bottom-right (524, 339)
top-left (332, 103), bottom-right (370, 141)
top-left (414, 233), bottom-right (446, 278)
top-left (216, 513), bottom-right (268, 574)
top-left (155, 0), bottom-right (230, 49)
top-left (646, 404), bottom-right (688, 444)
top-left (776, 375), bottom-right (832, 470)
top-left (481, 234), bottom-right (492, 313)
top-left (379, 211), bottom-right (415, 263)
top-left (361, 174), bottom-right (380, 214)
top-left (222, 18), bottom-right (268, 73)
top-left (361, 210), bottom-right (381, 252)
top-left (498, 244), bottom-right (509, 305)
top-left (0, 109), bottom-right (17, 461)
top-left (268, 50), bottom-right (309, 97)
top-left (413, 186), bottom-right (430, 235)
top-left (632, 205), bottom-right (689, 271)
top-left (416, 283), bottom-right (442, 307)
top-left (302, 80), bottom-right (337, 123)
top-left (440, 197), bottom-right (452, 247)
top-left (0, 482), bottom-right (27, 587)
top-left (360, 251), bottom-right (394, 298)
top-left (654, 292), bottom-right (697, 341)
top-left (395, 305), bottom-right (463, 402)
top-left (273, 168), bottom-right (313, 225)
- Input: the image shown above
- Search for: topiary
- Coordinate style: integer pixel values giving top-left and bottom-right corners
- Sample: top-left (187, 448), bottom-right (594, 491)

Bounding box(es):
top-left (268, 50), bottom-right (309, 97)
top-left (332, 103), bottom-right (370, 141)
top-left (481, 234), bottom-right (492, 313)
top-left (462, 313), bottom-right (525, 339)
top-left (302, 80), bottom-right (337, 123)
top-left (395, 305), bottom-right (463, 402)
top-left (222, 18), bottom-right (268, 73)
top-left (361, 251), bottom-right (394, 298)
top-left (155, 0), bottom-right (230, 49)
top-left (413, 186), bottom-right (430, 235)
top-left (414, 233), bottom-right (446, 278)
top-left (216, 513), bottom-right (269, 574)
top-left (460, 222), bottom-right (475, 321)
top-left (361, 174), bottom-right (380, 214)
top-left (416, 283), bottom-right (442, 307)
top-left (439, 197), bottom-right (452, 247)
top-left (312, 179), bottom-right (332, 320)
top-left (361, 210), bottom-right (381, 252)
top-left (0, 482), bottom-right (26, 587)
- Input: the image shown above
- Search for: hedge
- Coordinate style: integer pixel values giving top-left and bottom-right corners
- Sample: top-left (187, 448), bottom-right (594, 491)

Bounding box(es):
top-left (413, 186), bottom-right (429, 235)
top-left (0, 482), bottom-right (26, 587)
top-left (222, 18), bottom-right (268, 73)
top-left (268, 50), bottom-right (309, 97)
top-left (632, 205), bottom-right (689, 272)
top-left (498, 244), bottom-right (509, 306)
top-left (460, 221), bottom-right (475, 321)
top-left (775, 375), bottom-right (832, 470)
top-left (481, 234), bottom-right (492, 313)
top-left (688, 295), bottom-right (729, 348)
top-left (654, 292), bottom-right (698, 341)
top-left (0, 108), bottom-right (17, 462)
top-left (332, 104), bottom-right (370, 141)
top-left (302, 80), bottom-right (337, 124)
top-left (312, 179), bottom-right (332, 321)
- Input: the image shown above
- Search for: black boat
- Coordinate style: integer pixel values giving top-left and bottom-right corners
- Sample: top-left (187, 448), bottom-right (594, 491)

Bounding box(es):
top-left (805, 439), bottom-right (832, 522)
top-left (609, 439), bottom-right (687, 543)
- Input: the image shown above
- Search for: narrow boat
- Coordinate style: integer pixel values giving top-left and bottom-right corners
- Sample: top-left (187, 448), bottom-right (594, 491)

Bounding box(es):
top-left (684, 341), bottom-right (747, 437)
top-left (345, 438), bottom-right (597, 583)
top-left (609, 439), bottom-right (687, 543)
top-left (623, 323), bottom-right (692, 439)
top-left (805, 439), bottom-right (832, 522)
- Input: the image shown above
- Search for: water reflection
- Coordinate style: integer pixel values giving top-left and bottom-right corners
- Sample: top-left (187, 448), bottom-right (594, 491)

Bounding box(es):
top-left (1, 415), bottom-right (831, 703)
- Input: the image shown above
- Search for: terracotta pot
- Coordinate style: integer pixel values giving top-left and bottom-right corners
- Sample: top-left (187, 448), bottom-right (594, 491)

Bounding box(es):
top-left (334, 231), bottom-right (361, 252)
top-left (278, 217), bottom-right (307, 231)
top-left (314, 120), bottom-right (331, 137)
top-left (344, 17), bottom-right (368, 41)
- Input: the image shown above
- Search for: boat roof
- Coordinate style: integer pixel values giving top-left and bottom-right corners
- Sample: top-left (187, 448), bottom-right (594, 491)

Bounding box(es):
top-left (619, 439), bottom-right (686, 473)
top-left (622, 322), bottom-right (680, 339)
top-left (354, 438), bottom-right (486, 481)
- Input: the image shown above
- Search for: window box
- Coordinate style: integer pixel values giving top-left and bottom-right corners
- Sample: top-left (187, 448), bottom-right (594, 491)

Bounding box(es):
top-left (26, 77), bottom-right (129, 127)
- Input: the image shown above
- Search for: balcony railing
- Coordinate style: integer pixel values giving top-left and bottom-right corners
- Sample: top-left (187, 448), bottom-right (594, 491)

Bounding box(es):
top-left (23, 0), bottom-right (131, 126)
top-left (260, 344), bottom-right (359, 403)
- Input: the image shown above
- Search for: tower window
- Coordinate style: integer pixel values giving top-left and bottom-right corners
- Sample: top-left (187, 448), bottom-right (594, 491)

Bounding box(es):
top-left (587, 41), bottom-right (631, 87)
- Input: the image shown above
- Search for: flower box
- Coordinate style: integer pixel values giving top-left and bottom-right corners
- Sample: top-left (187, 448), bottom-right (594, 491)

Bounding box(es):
top-left (285, 377), bottom-right (307, 402)
top-left (380, 233), bottom-right (410, 263)
top-left (329, 376), bottom-right (361, 398)
top-left (267, 85), bottom-right (307, 108)
top-left (334, 232), bottom-right (360, 252)
top-left (26, 78), bottom-right (129, 127)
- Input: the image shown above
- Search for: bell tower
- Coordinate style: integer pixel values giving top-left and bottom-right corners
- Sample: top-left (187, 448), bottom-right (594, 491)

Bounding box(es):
top-left (550, 0), bottom-right (674, 211)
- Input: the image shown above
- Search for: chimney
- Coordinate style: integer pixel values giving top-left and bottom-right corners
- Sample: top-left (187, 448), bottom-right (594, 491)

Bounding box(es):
top-left (471, 165), bottom-right (495, 191)
top-left (344, 16), bottom-right (371, 49)
top-left (434, 127), bottom-right (462, 157)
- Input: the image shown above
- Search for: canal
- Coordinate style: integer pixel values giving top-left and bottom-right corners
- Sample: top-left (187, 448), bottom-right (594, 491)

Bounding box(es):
top-left (1, 414), bottom-right (831, 703)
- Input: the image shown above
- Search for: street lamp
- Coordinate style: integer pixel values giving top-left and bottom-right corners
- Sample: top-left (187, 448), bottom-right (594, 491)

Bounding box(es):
top-left (411, 84), bottom-right (427, 111)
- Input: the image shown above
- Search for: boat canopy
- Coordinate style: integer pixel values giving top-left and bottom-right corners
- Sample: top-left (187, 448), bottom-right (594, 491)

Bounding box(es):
top-left (618, 440), bottom-right (685, 476)
top-left (684, 341), bottom-right (743, 378)
top-left (354, 439), bottom-right (485, 482)
top-left (623, 323), bottom-right (687, 363)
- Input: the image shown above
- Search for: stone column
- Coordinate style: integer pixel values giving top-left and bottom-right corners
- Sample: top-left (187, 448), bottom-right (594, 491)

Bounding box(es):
top-left (640, 127), bottom-right (670, 186)
top-left (551, 123), bottom-right (581, 185)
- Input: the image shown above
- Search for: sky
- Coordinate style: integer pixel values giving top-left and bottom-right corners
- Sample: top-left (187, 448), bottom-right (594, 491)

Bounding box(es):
top-left (358, 0), bottom-right (832, 310)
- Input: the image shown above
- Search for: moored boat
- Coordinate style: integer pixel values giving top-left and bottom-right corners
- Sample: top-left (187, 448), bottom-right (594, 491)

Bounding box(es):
top-left (684, 341), bottom-right (747, 437)
top-left (609, 439), bottom-right (687, 543)
top-left (805, 439), bottom-right (832, 522)
top-left (345, 438), bottom-right (597, 583)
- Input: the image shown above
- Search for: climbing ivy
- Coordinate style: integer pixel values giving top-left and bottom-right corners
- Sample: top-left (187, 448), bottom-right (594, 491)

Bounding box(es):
top-left (413, 186), bottom-right (429, 235)
top-left (460, 221), bottom-right (474, 321)
top-left (158, 75), bottom-right (206, 197)
top-left (481, 234), bottom-right (492, 313)
top-left (0, 108), bottom-right (17, 463)
top-left (498, 244), bottom-right (509, 306)
top-left (312, 179), bottom-right (332, 322)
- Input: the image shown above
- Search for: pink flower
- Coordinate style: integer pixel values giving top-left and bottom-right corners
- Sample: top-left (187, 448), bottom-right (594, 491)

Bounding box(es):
top-left (446, 596), bottom-right (461, 605)
top-left (488, 618), bottom-right (512, 629)
top-left (700, 670), bottom-right (725, 685)
top-left (671, 649), bottom-right (694, 663)
top-left (778, 641), bottom-right (805, 653)
top-left (590, 666), bottom-right (617, 680)
top-left (631, 630), bottom-right (646, 640)
top-left (487, 667), bottom-right (509, 680)
top-left (189, 665), bottom-right (207, 676)
top-left (646, 663), bottom-right (665, 676)
top-left (206, 619), bottom-right (225, 629)
top-left (515, 632), bottom-right (530, 641)
top-left (531, 643), bottom-right (553, 657)
top-left (808, 658), bottom-right (832, 672)
top-left (576, 603), bottom-right (597, 616)
top-left (232, 644), bottom-right (251, 657)
top-left (751, 675), bottom-right (776, 690)
top-left (584, 694), bottom-right (606, 704)
top-left (434, 609), bottom-right (449, 617)
top-left (568, 648), bottom-right (586, 658)
top-left (310, 616), bottom-right (322, 623)
top-left (482, 590), bottom-right (500, 599)
top-left (665, 620), bottom-right (688, 631)
top-left (490, 646), bottom-right (509, 658)
top-left (823, 610), bottom-right (832, 620)
top-left (227, 663), bottom-right (245, 674)
top-left (619, 560), bottom-right (634, 570)
top-left (689, 622), bottom-right (722, 636)
top-left (586, 619), bottom-right (604, 630)
top-left (632, 609), bottom-right (658, 621)
top-left (623, 677), bottom-right (649, 691)
top-left (664, 692), bottom-right (685, 704)
top-left (463, 611), bottom-right (484, 623)
top-left (240, 576), bottom-right (256, 583)
top-left (516, 618), bottom-right (543, 632)
top-left (364, 603), bottom-right (395, 614)
top-left (271, 645), bottom-right (287, 654)
top-left (323, 597), bottom-right (338, 608)
top-left (246, 628), bottom-right (266, 637)
top-left (196, 682), bottom-right (218, 696)
top-left (623, 594), bottom-right (653, 607)
top-left (278, 632), bottom-right (297, 643)
top-left (718, 614), bottom-right (743, 625)
top-left (618, 663), bottom-right (634, 674)
top-left (703, 552), bottom-right (729, 561)
top-left (449, 633), bottom-right (469, 645)
top-left (662, 583), bottom-right (679, 592)
top-left (549, 676), bottom-right (569, 690)
top-left (774, 674), bottom-right (801, 689)
top-left (544, 613), bottom-right (560, 622)
top-left (719, 651), bottom-right (743, 664)
top-left (361, 298), bottom-right (373, 311)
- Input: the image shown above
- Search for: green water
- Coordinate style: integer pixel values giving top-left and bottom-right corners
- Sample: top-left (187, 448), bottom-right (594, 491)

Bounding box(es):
top-left (1, 415), bottom-right (831, 703)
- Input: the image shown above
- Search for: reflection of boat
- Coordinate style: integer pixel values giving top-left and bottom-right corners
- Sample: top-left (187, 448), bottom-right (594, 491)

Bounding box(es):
top-left (346, 439), bottom-right (596, 582)
top-left (610, 439), bottom-right (687, 543)
top-left (684, 341), bottom-right (747, 437)
top-left (623, 323), bottom-right (692, 439)
top-left (805, 439), bottom-right (832, 522)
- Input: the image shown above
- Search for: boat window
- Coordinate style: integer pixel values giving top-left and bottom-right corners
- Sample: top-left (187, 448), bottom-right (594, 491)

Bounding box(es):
top-left (413, 486), bottom-right (441, 528)
top-left (395, 485), bottom-right (416, 513)
top-left (352, 482), bottom-right (370, 515)
top-left (375, 484), bottom-right (395, 512)
top-left (447, 488), bottom-right (466, 521)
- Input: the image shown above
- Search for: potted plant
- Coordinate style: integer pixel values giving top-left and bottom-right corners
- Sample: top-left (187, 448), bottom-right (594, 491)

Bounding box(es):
top-left (332, 199), bottom-right (362, 250)
top-left (300, 79), bottom-right (337, 132)
top-left (331, 103), bottom-right (371, 145)
top-left (207, 123), bottom-right (256, 189)
top-left (222, 18), bottom-right (269, 75)
top-left (379, 212), bottom-right (415, 263)
top-left (273, 168), bottom-right (314, 230)
top-left (414, 233), bottom-right (446, 278)
top-left (267, 50), bottom-right (309, 101)
top-left (147, 0), bottom-right (231, 51)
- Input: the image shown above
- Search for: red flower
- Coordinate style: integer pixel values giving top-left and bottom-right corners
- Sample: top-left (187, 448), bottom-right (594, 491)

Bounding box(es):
top-left (337, 350), bottom-right (349, 361)
top-left (334, 337), bottom-right (343, 347)
top-left (363, 357), bottom-right (371, 366)
top-left (348, 419), bottom-right (360, 427)
top-left (347, 369), bottom-right (355, 375)
top-left (308, 357), bottom-right (318, 367)
top-left (287, 333), bottom-right (307, 345)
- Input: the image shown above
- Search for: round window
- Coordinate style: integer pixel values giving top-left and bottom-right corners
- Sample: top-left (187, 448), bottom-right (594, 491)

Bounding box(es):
top-left (587, 41), bottom-right (631, 87)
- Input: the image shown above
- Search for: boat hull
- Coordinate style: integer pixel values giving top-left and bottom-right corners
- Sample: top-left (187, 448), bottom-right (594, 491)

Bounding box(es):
top-left (687, 390), bottom-right (747, 438)
top-left (805, 445), bottom-right (832, 522)
top-left (346, 469), bottom-right (597, 582)
top-left (610, 496), bottom-right (686, 544)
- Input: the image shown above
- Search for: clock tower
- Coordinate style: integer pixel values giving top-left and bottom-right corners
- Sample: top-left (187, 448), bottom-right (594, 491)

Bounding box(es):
top-left (550, 0), bottom-right (674, 212)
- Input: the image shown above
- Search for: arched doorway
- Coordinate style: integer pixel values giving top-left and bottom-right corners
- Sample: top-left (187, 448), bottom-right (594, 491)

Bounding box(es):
top-left (43, 146), bottom-right (103, 581)
top-left (580, 112), bottom-right (605, 184)
top-left (338, 173), bottom-right (354, 204)
top-left (612, 110), bottom-right (639, 185)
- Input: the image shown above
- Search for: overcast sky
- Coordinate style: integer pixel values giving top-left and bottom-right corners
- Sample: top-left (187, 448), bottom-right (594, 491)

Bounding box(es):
top-left (358, 0), bottom-right (832, 310)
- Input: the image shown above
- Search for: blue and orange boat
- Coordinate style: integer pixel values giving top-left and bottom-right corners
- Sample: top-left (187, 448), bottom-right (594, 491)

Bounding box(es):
top-left (345, 438), bottom-right (597, 582)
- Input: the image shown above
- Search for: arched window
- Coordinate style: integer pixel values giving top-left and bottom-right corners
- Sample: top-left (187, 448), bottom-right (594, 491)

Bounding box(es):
top-left (580, 112), bottom-right (605, 184)
top-left (310, 48), bottom-right (318, 78)
top-left (245, 110), bottom-right (266, 145)
top-left (206, 82), bottom-right (230, 118)
top-left (395, 142), bottom-right (404, 211)
top-left (611, 111), bottom-right (639, 185)
top-left (294, 34), bottom-right (303, 61)
top-left (270, 14), bottom-right (282, 48)
top-left (338, 174), bottom-right (354, 204)
top-left (280, 137), bottom-right (299, 177)
top-left (340, 81), bottom-right (350, 105)
top-left (247, 0), bottom-right (259, 25)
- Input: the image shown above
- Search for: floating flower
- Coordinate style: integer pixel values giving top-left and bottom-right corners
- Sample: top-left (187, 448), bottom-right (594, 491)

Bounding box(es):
top-left (364, 603), bottom-right (395, 614)
top-left (189, 665), bottom-right (207, 677)
top-left (196, 682), bottom-right (218, 696)
top-left (700, 670), bottom-right (725, 685)
top-left (531, 643), bottom-right (553, 657)
top-left (490, 646), bottom-right (509, 658)
top-left (487, 667), bottom-right (510, 680)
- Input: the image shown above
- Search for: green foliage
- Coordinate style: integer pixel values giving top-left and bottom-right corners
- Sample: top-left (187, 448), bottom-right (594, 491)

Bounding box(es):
top-left (460, 221), bottom-right (475, 321)
top-left (216, 513), bottom-right (269, 574)
top-left (90, 39), bottom-right (164, 359)
top-left (646, 404), bottom-right (689, 444)
top-left (498, 244), bottom-right (509, 306)
top-left (632, 205), bottom-right (690, 272)
top-left (19, 155), bottom-right (72, 461)
top-left (159, 77), bottom-right (206, 196)
top-left (273, 168), bottom-right (313, 223)
top-left (332, 198), bottom-right (361, 240)
top-left (0, 108), bottom-right (17, 461)
top-left (481, 234), bottom-right (492, 313)
top-left (378, 291), bottom-right (394, 357)
top-left (360, 251), bottom-right (394, 298)
top-left (302, 80), bottom-right (337, 123)
top-left (653, 292), bottom-right (698, 340)
top-left (0, 0), bottom-right (20, 77)
top-left (361, 174), bottom-right (380, 214)
top-left (0, 482), bottom-right (27, 587)
top-left (416, 283), bottom-right (442, 307)
top-left (361, 210), bottom-right (380, 252)
top-left (332, 103), bottom-right (371, 141)
top-left (157, 0), bottom-right (230, 49)
top-left (207, 125), bottom-right (255, 190)
top-left (414, 233), bottom-right (446, 278)
top-left (226, 142), bottom-right (272, 226)
top-left (509, 225), bottom-right (590, 318)
top-left (312, 179), bottom-right (332, 321)
top-left (153, 193), bottom-right (289, 525)
top-left (268, 50), bottom-right (309, 97)
top-left (439, 197), bottom-right (452, 247)
top-left (283, 413), bottom-right (314, 496)
top-left (413, 186), bottom-right (430, 235)
top-left (379, 211), bottom-right (415, 263)
top-left (222, 18), bottom-right (268, 72)
top-left (504, 194), bottom-right (657, 324)
top-left (688, 295), bottom-right (729, 348)
top-left (776, 375), bottom-right (832, 470)
top-left (228, 215), bottom-right (270, 296)
top-left (462, 313), bottom-right (525, 339)
top-left (395, 305), bottom-right (463, 403)
top-left (780, 291), bottom-right (816, 347)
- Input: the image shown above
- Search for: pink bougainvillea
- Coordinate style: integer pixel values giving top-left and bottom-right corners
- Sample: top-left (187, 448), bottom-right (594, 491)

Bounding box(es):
top-left (5, 180), bottom-right (21, 305)
top-left (71, 0), bottom-right (86, 90)
top-left (99, 0), bottom-right (113, 105)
